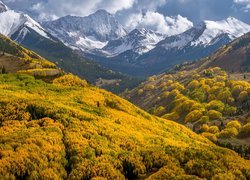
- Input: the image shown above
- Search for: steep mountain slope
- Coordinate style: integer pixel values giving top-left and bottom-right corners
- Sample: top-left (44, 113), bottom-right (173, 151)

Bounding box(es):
top-left (0, 73), bottom-right (250, 179)
top-left (0, 2), bottom-right (140, 93)
top-left (84, 17), bottom-right (250, 77)
top-left (43, 9), bottom-right (127, 50)
top-left (0, 2), bottom-right (53, 44)
top-left (15, 28), bottom-right (141, 93)
top-left (134, 17), bottom-right (250, 75)
top-left (101, 28), bottom-right (165, 57)
top-left (0, 0), bottom-right (8, 13)
top-left (99, 14), bottom-right (193, 58)
top-left (0, 33), bottom-right (61, 78)
top-left (158, 31), bottom-right (250, 74)
top-left (202, 31), bottom-right (250, 72)
top-left (124, 66), bottom-right (250, 156)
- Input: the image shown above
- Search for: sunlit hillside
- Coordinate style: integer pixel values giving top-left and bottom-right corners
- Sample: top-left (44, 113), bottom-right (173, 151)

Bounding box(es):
top-left (124, 67), bottom-right (250, 156)
top-left (0, 34), bottom-right (62, 78)
top-left (0, 73), bottom-right (249, 179)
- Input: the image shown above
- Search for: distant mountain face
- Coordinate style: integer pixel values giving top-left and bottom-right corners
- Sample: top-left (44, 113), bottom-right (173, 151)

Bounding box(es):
top-left (0, 3), bottom-right (54, 44)
top-left (202, 31), bottom-right (250, 72)
top-left (43, 12), bottom-right (193, 56)
top-left (126, 17), bottom-right (250, 76)
top-left (43, 9), bottom-right (127, 50)
top-left (158, 17), bottom-right (250, 50)
top-left (80, 15), bottom-right (250, 77)
top-left (1, 0), bottom-right (250, 78)
top-left (0, 2), bottom-right (140, 93)
top-left (101, 28), bottom-right (165, 57)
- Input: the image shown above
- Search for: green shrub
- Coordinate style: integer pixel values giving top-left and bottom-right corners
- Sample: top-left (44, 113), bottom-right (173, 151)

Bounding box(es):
top-left (206, 100), bottom-right (225, 112)
top-left (218, 127), bottom-right (239, 139)
top-left (185, 110), bottom-right (203, 123)
top-left (207, 110), bottom-right (222, 120)
top-left (239, 122), bottom-right (250, 138)
top-left (201, 132), bottom-right (218, 142)
top-left (208, 126), bottom-right (219, 134)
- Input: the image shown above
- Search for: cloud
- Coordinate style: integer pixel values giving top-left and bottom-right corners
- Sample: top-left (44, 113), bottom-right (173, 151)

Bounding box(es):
top-left (124, 11), bottom-right (193, 34)
top-left (2, 0), bottom-right (250, 31)
top-left (2, 0), bottom-right (174, 32)
top-left (33, 0), bottom-right (135, 20)
top-left (234, 0), bottom-right (250, 11)
top-left (2, 0), bottom-right (135, 21)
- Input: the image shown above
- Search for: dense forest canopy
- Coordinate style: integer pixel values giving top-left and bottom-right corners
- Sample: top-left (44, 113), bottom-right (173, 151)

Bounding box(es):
top-left (0, 74), bottom-right (249, 179)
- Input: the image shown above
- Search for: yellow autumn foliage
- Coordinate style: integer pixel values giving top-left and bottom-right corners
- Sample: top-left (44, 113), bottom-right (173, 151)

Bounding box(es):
top-left (0, 74), bottom-right (249, 179)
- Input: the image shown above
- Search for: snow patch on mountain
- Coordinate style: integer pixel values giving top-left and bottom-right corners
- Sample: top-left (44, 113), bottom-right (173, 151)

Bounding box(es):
top-left (43, 9), bottom-right (127, 50)
top-left (0, 3), bottom-right (52, 41)
top-left (160, 17), bottom-right (250, 50)
top-left (76, 36), bottom-right (108, 50)
top-left (191, 17), bottom-right (250, 46)
top-left (102, 28), bottom-right (165, 56)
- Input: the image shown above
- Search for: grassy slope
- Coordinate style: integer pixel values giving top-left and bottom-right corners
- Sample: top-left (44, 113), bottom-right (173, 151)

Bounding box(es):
top-left (14, 28), bottom-right (141, 93)
top-left (0, 34), bottom-right (61, 78)
top-left (0, 74), bottom-right (250, 179)
top-left (204, 32), bottom-right (250, 72)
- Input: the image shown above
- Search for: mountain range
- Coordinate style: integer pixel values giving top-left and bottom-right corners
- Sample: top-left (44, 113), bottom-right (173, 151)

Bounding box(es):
top-left (42, 9), bottom-right (250, 77)
top-left (0, 0), bottom-right (250, 78)
top-left (43, 9), bottom-right (127, 50)
top-left (0, 1), bottom-right (141, 93)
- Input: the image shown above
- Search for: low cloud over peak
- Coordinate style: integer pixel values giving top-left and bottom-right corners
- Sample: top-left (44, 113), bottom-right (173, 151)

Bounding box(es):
top-left (1, 0), bottom-right (250, 31)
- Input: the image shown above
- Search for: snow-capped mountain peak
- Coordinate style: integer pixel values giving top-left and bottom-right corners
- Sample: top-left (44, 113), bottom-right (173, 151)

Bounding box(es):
top-left (101, 28), bottom-right (165, 56)
top-left (0, 1), bottom-right (8, 13)
top-left (91, 9), bottom-right (112, 17)
top-left (159, 16), bottom-right (250, 50)
top-left (0, 3), bottom-right (52, 42)
top-left (43, 9), bottom-right (127, 50)
top-left (191, 17), bottom-right (250, 46)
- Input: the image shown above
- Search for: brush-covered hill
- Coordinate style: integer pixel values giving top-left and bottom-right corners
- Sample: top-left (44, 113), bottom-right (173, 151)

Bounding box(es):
top-left (0, 32), bottom-right (140, 93)
top-left (0, 33), bottom-right (62, 78)
top-left (0, 73), bottom-right (250, 179)
top-left (18, 30), bottom-right (141, 93)
top-left (203, 31), bottom-right (250, 72)
top-left (124, 67), bottom-right (250, 157)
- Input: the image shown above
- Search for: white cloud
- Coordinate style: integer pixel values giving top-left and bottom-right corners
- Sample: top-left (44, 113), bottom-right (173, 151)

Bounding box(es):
top-left (234, 0), bottom-right (250, 10)
top-left (124, 11), bottom-right (193, 35)
top-left (1, 0), bottom-right (193, 35)
top-left (27, 0), bottom-right (135, 21)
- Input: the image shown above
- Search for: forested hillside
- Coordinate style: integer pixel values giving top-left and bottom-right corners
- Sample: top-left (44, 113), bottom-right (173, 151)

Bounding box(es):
top-left (0, 73), bottom-right (250, 179)
top-left (0, 34), bottom-right (61, 78)
top-left (124, 67), bottom-right (250, 156)
top-left (13, 28), bottom-right (141, 93)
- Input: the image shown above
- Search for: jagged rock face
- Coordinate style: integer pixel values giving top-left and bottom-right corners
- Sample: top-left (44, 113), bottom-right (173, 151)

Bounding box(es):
top-left (43, 9), bottom-right (127, 50)
top-left (0, 1), bottom-right (8, 13)
top-left (130, 17), bottom-right (250, 75)
top-left (102, 28), bottom-right (165, 56)
top-left (0, 1), bottom-right (52, 42)
top-left (85, 17), bottom-right (250, 77)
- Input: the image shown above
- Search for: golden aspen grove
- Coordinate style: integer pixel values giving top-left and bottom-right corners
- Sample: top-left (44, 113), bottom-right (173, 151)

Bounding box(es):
top-left (0, 5), bottom-right (250, 179)
top-left (124, 67), bottom-right (250, 158)
top-left (0, 73), bottom-right (250, 179)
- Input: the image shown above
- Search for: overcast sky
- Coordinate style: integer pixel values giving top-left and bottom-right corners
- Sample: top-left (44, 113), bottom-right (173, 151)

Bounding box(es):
top-left (2, 0), bottom-right (250, 32)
